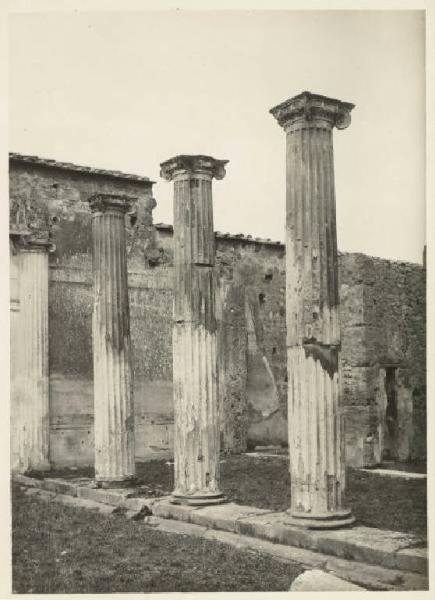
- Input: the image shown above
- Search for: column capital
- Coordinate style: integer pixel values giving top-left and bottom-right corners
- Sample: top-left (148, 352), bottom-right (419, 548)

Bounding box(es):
top-left (10, 228), bottom-right (55, 253)
top-left (160, 155), bottom-right (228, 182)
top-left (270, 91), bottom-right (354, 132)
top-left (88, 193), bottom-right (136, 215)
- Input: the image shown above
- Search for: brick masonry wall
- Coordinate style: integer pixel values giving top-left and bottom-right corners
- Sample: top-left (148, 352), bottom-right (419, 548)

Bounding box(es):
top-left (10, 160), bottom-right (426, 467)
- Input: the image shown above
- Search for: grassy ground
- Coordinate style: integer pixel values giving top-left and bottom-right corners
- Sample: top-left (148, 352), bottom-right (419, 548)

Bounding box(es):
top-left (12, 483), bottom-right (303, 594)
top-left (134, 455), bottom-right (427, 537)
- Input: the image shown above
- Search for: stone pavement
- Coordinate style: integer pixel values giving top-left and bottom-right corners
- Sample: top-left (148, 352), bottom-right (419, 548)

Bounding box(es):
top-left (359, 468), bottom-right (427, 480)
top-left (13, 473), bottom-right (428, 591)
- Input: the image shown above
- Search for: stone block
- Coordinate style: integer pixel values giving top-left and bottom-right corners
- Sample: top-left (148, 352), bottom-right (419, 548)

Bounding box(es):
top-left (151, 519), bottom-right (208, 538)
top-left (12, 474), bottom-right (39, 487)
top-left (188, 502), bottom-right (270, 532)
top-left (24, 487), bottom-right (44, 496)
top-left (40, 478), bottom-right (78, 496)
top-left (152, 499), bottom-right (202, 521)
top-left (290, 569), bottom-right (365, 591)
top-left (396, 547), bottom-right (428, 575)
top-left (52, 493), bottom-right (120, 514)
top-left (324, 557), bottom-right (428, 591)
top-left (237, 512), bottom-right (426, 573)
top-left (76, 486), bottom-right (134, 506)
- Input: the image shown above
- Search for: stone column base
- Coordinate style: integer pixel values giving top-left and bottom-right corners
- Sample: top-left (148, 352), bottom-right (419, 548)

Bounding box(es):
top-left (171, 492), bottom-right (227, 506)
top-left (287, 508), bottom-right (355, 529)
top-left (97, 475), bottom-right (137, 489)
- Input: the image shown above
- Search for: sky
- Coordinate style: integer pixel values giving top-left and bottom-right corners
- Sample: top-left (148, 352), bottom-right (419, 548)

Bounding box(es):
top-left (9, 9), bottom-right (425, 263)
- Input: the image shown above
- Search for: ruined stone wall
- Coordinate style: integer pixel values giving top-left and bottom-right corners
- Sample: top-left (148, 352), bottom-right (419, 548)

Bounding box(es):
top-left (10, 159), bottom-right (426, 467)
top-left (154, 226), bottom-right (288, 453)
top-left (10, 159), bottom-right (175, 466)
top-left (339, 253), bottom-right (426, 465)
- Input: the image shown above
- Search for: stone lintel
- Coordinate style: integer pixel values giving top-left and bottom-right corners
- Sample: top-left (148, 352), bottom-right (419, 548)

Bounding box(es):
top-left (270, 90), bottom-right (355, 131)
top-left (160, 154), bottom-right (228, 182)
top-left (88, 193), bottom-right (136, 214)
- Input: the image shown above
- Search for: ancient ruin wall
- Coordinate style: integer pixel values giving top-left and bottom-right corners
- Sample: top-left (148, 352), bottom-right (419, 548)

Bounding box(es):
top-left (10, 158), bottom-right (426, 467)
top-left (339, 253), bottom-right (426, 465)
top-left (10, 159), bottom-right (174, 466)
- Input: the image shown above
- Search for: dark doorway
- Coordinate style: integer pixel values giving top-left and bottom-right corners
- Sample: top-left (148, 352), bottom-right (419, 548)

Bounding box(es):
top-left (383, 366), bottom-right (399, 460)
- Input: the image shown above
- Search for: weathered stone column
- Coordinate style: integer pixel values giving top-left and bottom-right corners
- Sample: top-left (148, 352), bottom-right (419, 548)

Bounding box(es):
top-left (270, 91), bottom-right (355, 528)
top-left (11, 235), bottom-right (52, 472)
top-left (89, 194), bottom-right (136, 487)
top-left (160, 155), bottom-right (228, 505)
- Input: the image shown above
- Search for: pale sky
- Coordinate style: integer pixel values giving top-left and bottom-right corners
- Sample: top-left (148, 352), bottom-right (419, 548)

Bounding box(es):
top-left (9, 9), bottom-right (425, 263)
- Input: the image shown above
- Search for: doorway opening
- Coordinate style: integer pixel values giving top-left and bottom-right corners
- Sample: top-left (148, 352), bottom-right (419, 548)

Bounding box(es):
top-left (383, 366), bottom-right (399, 460)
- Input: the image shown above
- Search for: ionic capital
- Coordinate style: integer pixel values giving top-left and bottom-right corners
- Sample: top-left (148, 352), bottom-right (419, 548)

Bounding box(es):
top-left (88, 193), bottom-right (136, 215)
top-left (270, 91), bottom-right (354, 132)
top-left (160, 155), bottom-right (228, 182)
top-left (10, 228), bottom-right (54, 253)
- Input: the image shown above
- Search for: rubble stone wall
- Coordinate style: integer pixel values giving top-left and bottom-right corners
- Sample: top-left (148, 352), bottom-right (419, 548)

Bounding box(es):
top-left (10, 159), bottom-right (426, 467)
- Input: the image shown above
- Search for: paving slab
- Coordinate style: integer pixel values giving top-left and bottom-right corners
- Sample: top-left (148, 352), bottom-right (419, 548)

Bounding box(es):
top-left (238, 511), bottom-right (426, 573)
top-left (396, 547), bottom-right (429, 574)
top-left (40, 478), bottom-right (78, 496)
top-left (140, 516), bottom-right (427, 591)
top-left (148, 518), bottom-right (208, 538)
top-left (24, 487), bottom-right (46, 497)
top-left (12, 474), bottom-right (40, 487)
top-left (50, 493), bottom-right (121, 514)
top-left (153, 500), bottom-right (427, 575)
top-left (152, 498), bottom-right (205, 521)
top-left (76, 486), bottom-right (135, 505)
top-left (166, 501), bottom-right (271, 532)
top-left (290, 569), bottom-right (365, 591)
top-left (324, 556), bottom-right (427, 591)
top-left (359, 468), bottom-right (427, 480)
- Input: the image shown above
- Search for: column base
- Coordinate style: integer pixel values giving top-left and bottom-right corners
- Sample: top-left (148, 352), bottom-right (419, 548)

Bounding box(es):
top-left (171, 491), bottom-right (227, 506)
top-left (96, 475), bottom-right (137, 489)
top-left (287, 508), bottom-right (355, 530)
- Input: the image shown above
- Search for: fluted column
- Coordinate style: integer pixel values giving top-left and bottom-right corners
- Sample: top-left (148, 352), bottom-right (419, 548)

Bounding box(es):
top-left (11, 236), bottom-right (51, 472)
top-left (160, 155), bottom-right (228, 505)
top-left (10, 236), bottom-right (23, 472)
top-left (89, 194), bottom-right (136, 487)
top-left (270, 91), bottom-right (355, 528)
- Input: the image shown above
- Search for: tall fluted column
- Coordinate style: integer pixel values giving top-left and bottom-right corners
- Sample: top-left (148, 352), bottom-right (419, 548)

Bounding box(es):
top-left (270, 91), bottom-right (355, 528)
top-left (10, 236), bottom-right (20, 472)
top-left (89, 194), bottom-right (136, 487)
top-left (160, 155), bottom-right (228, 505)
top-left (12, 236), bottom-right (51, 472)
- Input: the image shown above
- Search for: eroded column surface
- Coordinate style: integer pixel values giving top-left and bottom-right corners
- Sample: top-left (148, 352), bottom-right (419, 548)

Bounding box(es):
top-left (12, 236), bottom-right (51, 473)
top-left (160, 155), bottom-right (228, 505)
top-left (89, 194), bottom-right (136, 487)
top-left (270, 91), bottom-right (355, 528)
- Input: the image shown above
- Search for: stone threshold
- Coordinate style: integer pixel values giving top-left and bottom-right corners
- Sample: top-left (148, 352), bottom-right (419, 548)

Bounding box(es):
top-left (13, 473), bottom-right (428, 579)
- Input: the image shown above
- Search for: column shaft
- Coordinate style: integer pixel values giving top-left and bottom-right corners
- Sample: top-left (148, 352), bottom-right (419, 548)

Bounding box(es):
top-left (90, 196), bottom-right (135, 486)
top-left (161, 155), bottom-right (228, 505)
top-left (271, 92), bottom-right (355, 528)
top-left (13, 244), bottom-right (50, 472)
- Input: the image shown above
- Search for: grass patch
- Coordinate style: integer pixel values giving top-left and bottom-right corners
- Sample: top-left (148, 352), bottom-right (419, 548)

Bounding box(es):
top-left (12, 484), bottom-right (303, 594)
